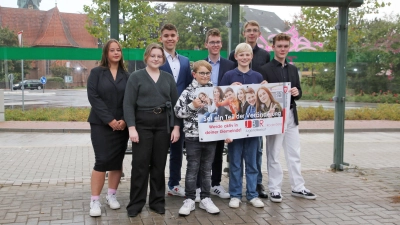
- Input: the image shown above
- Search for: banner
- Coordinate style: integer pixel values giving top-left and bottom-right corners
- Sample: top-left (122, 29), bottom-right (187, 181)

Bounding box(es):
top-left (17, 31), bottom-right (23, 47)
top-left (196, 82), bottom-right (291, 142)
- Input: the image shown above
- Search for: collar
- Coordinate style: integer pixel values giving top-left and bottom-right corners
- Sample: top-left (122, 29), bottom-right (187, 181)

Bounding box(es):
top-left (272, 59), bottom-right (288, 68)
top-left (208, 56), bottom-right (220, 64)
top-left (234, 67), bottom-right (252, 75)
top-left (164, 50), bottom-right (179, 60)
top-left (252, 44), bottom-right (260, 53)
top-left (191, 79), bottom-right (213, 89)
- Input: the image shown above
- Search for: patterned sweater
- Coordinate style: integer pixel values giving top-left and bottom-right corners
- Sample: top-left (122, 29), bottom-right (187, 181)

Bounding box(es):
top-left (174, 79), bottom-right (213, 137)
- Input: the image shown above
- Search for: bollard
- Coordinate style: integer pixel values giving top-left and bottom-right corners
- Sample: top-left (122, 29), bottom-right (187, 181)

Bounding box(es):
top-left (0, 89), bottom-right (4, 121)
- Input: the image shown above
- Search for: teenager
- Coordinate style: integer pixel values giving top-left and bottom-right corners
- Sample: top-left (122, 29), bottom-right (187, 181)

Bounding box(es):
top-left (259, 33), bottom-right (317, 203)
top-left (229, 20), bottom-right (270, 198)
top-left (159, 23), bottom-right (193, 197)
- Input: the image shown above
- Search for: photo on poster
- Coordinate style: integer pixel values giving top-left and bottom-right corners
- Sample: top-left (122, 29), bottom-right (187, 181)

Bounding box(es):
top-left (195, 82), bottom-right (291, 142)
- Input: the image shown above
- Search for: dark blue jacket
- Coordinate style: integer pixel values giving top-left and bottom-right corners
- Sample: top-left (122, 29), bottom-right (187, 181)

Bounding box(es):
top-left (204, 57), bottom-right (235, 85)
top-left (160, 55), bottom-right (193, 95)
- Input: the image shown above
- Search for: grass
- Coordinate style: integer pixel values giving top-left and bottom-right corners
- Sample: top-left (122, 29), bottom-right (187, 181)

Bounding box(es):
top-left (5, 104), bottom-right (400, 121)
top-left (5, 107), bottom-right (91, 121)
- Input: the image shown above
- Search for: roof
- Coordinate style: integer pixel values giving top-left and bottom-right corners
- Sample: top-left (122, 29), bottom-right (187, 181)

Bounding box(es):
top-left (0, 6), bottom-right (97, 48)
top-left (243, 6), bottom-right (289, 47)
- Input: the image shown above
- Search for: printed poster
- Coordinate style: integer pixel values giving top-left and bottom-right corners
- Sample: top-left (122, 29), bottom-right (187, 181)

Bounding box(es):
top-left (196, 82), bottom-right (291, 142)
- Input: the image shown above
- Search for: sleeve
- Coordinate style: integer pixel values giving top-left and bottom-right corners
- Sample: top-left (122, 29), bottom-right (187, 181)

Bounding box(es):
top-left (184, 59), bottom-right (193, 89)
top-left (215, 98), bottom-right (230, 107)
top-left (87, 68), bottom-right (114, 124)
top-left (207, 101), bottom-right (216, 112)
top-left (174, 90), bottom-right (196, 119)
top-left (228, 51), bottom-right (237, 67)
top-left (293, 69), bottom-right (302, 100)
top-left (169, 78), bottom-right (181, 126)
top-left (123, 73), bottom-right (138, 127)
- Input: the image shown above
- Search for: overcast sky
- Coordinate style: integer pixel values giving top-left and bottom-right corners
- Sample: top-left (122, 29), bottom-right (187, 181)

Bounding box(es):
top-left (0, 0), bottom-right (398, 21)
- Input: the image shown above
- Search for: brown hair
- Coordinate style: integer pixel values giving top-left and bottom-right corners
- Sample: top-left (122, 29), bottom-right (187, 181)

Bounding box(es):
top-left (272, 33), bottom-right (291, 45)
top-left (245, 87), bottom-right (255, 95)
top-left (205, 28), bottom-right (221, 43)
top-left (192, 60), bottom-right (212, 73)
top-left (214, 86), bottom-right (224, 101)
top-left (256, 86), bottom-right (280, 112)
top-left (100, 39), bottom-right (126, 71)
top-left (160, 23), bottom-right (178, 34)
top-left (243, 20), bottom-right (260, 31)
top-left (143, 43), bottom-right (166, 65)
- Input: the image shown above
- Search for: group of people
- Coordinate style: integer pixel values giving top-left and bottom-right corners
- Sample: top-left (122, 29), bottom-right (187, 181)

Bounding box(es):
top-left (86, 20), bottom-right (316, 218)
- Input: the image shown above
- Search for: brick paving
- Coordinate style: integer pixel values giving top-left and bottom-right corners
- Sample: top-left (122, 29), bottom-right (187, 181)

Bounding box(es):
top-left (0, 122), bottom-right (400, 224)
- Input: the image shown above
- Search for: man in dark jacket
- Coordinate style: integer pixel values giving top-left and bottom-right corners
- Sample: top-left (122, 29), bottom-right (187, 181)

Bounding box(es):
top-left (259, 33), bottom-right (317, 203)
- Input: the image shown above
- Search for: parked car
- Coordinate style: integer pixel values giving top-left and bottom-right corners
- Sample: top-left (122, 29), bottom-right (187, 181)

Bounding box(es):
top-left (13, 79), bottom-right (44, 90)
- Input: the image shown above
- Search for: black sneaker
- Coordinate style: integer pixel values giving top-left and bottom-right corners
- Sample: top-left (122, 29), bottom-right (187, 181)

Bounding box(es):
top-left (269, 192), bottom-right (282, 203)
top-left (256, 184), bottom-right (268, 198)
top-left (291, 190), bottom-right (317, 200)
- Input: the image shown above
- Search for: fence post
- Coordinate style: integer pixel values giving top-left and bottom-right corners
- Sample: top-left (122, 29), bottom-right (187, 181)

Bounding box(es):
top-left (0, 89), bottom-right (4, 121)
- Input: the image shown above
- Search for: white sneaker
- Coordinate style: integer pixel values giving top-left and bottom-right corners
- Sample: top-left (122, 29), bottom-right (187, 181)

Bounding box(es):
top-left (168, 185), bottom-right (185, 197)
top-left (89, 200), bottom-right (101, 217)
top-left (199, 197), bottom-right (220, 214)
top-left (178, 199), bottom-right (195, 216)
top-left (106, 193), bottom-right (120, 209)
top-left (228, 197), bottom-right (241, 208)
top-left (250, 197), bottom-right (264, 208)
top-left (195, 188), bottom-right (201, 203)
top-left (211, 185), bottom-right (230, 199)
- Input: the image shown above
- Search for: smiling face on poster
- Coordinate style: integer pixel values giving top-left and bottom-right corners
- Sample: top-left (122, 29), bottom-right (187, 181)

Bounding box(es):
top-left (195, 82), bottom-right (291, 142)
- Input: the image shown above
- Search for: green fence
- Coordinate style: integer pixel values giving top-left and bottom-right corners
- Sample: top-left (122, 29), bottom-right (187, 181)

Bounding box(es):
top-left (0, 47), bottom-right (336, 62)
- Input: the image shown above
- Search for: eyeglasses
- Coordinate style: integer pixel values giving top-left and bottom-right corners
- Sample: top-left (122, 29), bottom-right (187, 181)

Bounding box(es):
top-left (197, 72), bottom-right (211, 77)
top-left (208, 41), bottom-right (221, 46)
top-left (245, 29), bottom-right (259, 33)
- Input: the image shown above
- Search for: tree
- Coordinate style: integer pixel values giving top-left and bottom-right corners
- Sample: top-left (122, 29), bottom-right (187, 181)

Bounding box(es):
top-left (83, 0), bottom-right (160, 48)
top-left (291, 1), bottom-right (397, 93)
top-left (50, 65), bottom-right (69, 79)
top-left (0, 27), bottom-right (31, 84)
top-left (292, 0), bottom-right (390, 51)
top-left (165, 3), bottom-right (244, 50)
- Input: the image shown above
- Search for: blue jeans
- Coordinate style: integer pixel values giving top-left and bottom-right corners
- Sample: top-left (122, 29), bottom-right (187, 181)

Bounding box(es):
top-left (257, 136), bottom-right (263, 184)
top-left (184, 137), bottom-right (216, 200)
top-left (228, 137), bottom-right (259, 201)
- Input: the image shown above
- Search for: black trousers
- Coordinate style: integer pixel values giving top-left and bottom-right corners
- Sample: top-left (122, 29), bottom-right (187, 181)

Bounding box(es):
top-left (126, 111), bottom-right (170, 215)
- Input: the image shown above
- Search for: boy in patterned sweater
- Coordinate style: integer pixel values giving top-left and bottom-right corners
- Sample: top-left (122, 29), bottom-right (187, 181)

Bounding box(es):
top-left (174, 60), bottom-right (231, 216)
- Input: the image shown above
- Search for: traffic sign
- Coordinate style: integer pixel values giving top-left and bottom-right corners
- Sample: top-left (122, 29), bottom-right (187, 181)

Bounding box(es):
top-left (8, 74), bottom-right (14, 81)
top-left (40, 76), bottom-right (47, 84)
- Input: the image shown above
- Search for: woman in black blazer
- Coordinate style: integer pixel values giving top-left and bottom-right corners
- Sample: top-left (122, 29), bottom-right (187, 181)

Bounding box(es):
top-left (87, 39), bottom-right (129, 217)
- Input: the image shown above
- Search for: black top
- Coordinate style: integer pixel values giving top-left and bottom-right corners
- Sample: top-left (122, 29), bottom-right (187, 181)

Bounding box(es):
top-left (123, 68), bottom-right (179, 127)
top-left (87, 66), bottom-right (129, 125)
top-left (259, 59), bottom-right (302, 125)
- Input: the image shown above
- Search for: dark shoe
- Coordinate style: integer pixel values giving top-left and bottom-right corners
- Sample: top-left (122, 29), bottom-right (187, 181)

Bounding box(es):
top-left (150, 207), bottom-right (165, 214)
top-left (269, 192), bottom-right (282, 203)
top-left (256, 184), bottom-right (268, 198)
top-left (291, 190), bottom-right (317, 200)
top-left (127, 210), bottom-right (141, 217)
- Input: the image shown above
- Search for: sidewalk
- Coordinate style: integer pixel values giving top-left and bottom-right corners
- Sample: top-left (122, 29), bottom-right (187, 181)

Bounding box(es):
top-left (1, 120), bottom-right (400, 133)
top-left (0, 123), bottom-right (400, 224)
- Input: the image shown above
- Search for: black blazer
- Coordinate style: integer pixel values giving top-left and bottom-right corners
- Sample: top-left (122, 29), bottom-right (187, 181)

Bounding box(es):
top-left (204, 57), bottom-right (235, 85)
top-left (259, 60), bottom-right (302, 125)
top-left (87, 66), bottom-right (129, 125)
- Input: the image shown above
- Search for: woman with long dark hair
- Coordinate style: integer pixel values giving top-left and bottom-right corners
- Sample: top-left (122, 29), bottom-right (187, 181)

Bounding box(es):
top-left (87, 39), bottom-right (129, 217)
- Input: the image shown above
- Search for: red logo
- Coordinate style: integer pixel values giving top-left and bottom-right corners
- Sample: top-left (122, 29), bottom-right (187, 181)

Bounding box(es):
top-left (245, 120), bottom-right (252, 128)
top-left (284, 86), bottom-right (288, 93)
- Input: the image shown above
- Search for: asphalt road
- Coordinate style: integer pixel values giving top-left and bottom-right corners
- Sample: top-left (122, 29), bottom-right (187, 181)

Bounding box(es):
top-left (3, 89), bottom-right (378, 109)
